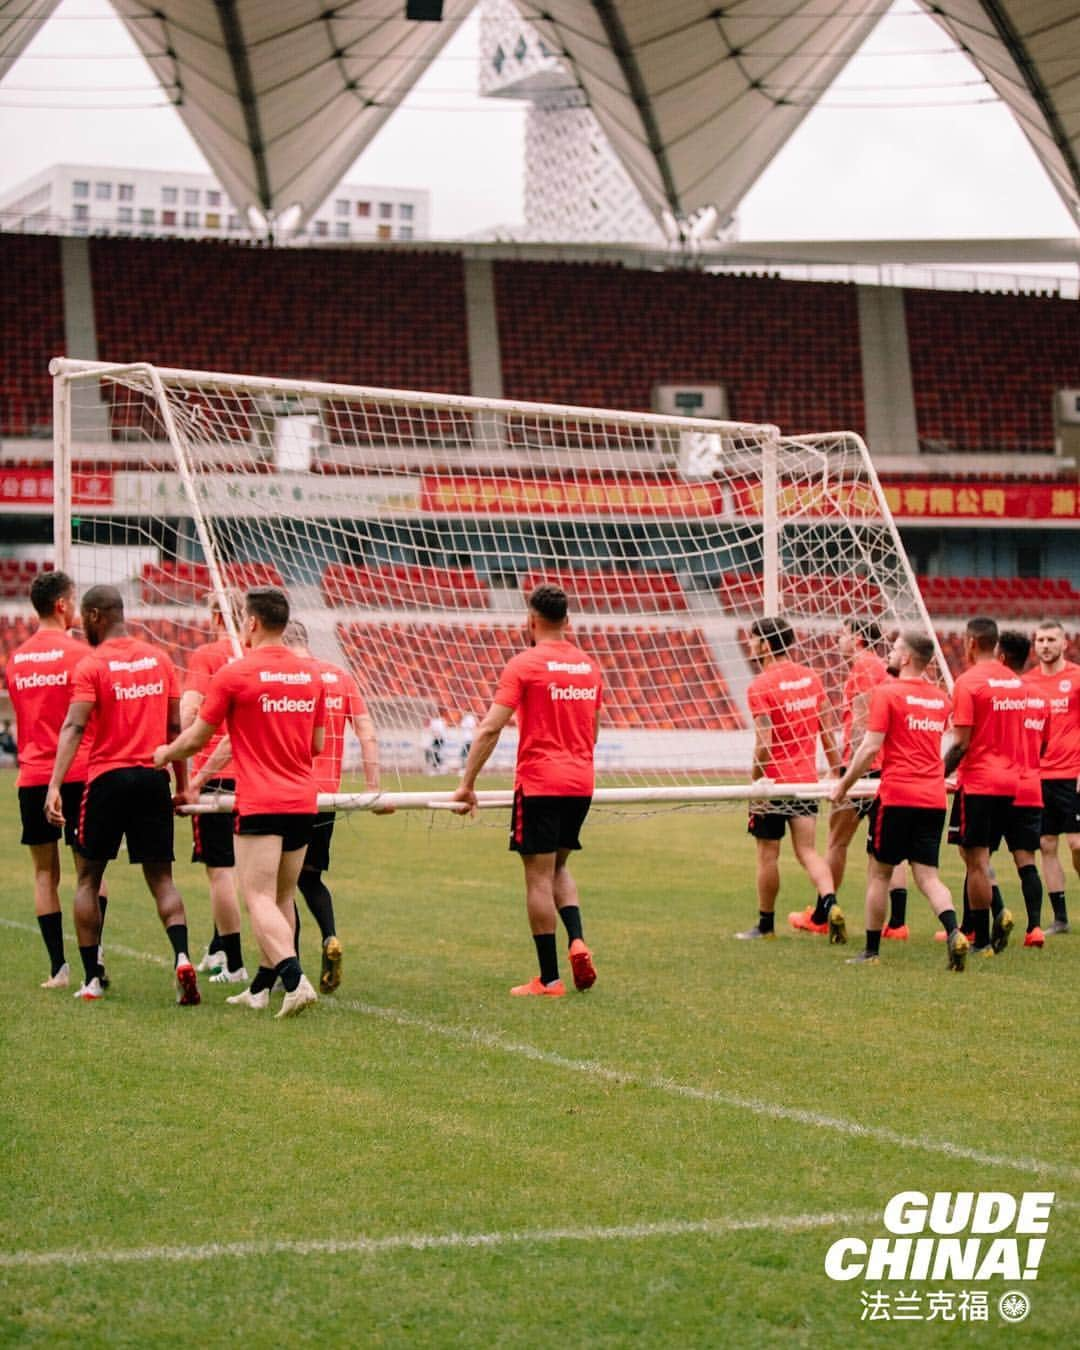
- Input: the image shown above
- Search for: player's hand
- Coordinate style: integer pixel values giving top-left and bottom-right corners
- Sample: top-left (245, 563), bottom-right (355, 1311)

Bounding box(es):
top-left (944, 775), bottom-right (957, 792)
top-left (181, 780), bottom-right (203, 806)
top-left (152, 744), bottom-right (171, 769)
top-left (829, 781), bottom-right (848, 806)
top-left (44, 785), bottom-right (64, 827)
top-left (450, 785), bottom-right (477, 817)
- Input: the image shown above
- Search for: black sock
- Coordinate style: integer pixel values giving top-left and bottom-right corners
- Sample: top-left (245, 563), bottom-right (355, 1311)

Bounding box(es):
top-left (938, 909), bottom-right (958, 937)
top-left (97, 894), bottom-right (108, 934)
top-left (1049, 890), bottom-right (1068, 923)
top-left (990, 884), bottom-right (1004, 920)
top-left (865, 929), bottom-right (882, 955)
top-left (297, 869), bottom-right (336, 943)
top-left (165, 923), bottom-right (189, 964)
top-left (758, 910), bottom-right (775, 934)
top-left (293, 903), bottom-right (301, 954)
top-left (972, 910), bottom-right (991, 949)
top-left (221, 931), bottom-right (244, 973)
top-left (274, 956), bottom-right (302, 994)
top-left (533, 933), bottom-right (560, 985)
top-left (207, 924), bottom-right (222, 955)
top-left (78, 943), bottom-right (100, 984)
top-left (887, 888), bottom-right (908, 928)
top-left (37, 912), bottom-right (66, 975)
top-left (1018, 865), bottom-right (1042, 931)
top-left (961, 879), bottom-right (973, 933)
top-left (250, 965), bottom-right (277, 994)
top-left (811, 893), bottom-right (836, 924)
top-left (558, 904), bottom-right (584, 944)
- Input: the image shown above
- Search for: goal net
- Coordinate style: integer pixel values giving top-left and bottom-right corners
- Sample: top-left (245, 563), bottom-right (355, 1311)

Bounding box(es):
top-left (51, 359), bottom-right (945, 809)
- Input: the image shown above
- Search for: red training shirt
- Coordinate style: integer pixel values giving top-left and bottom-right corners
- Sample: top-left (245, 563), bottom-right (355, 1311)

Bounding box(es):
top-left (199, 645), bottom-right (326, 815)
top-left (494, 638), bottom-right (602, 796)
top-left (951, 659), bottom-right (1025, 796)
top-left (866, 678), bottom-right (951, 809)
top-left (71, 635), bottom-right (180, 782)
top-left (312, 658), bottom-right (367, 795)
top-left (842, 649), bottom-right (888, 761)
top-left (1014, 679), bottom-right (1049, 809)
top-left (182, 636), bottom-right (239, 779)
top-left (747, 659), bottom-right (827, 783)
top-left (1023, 661), bottom-right (1080, 779)
top-left (4, 627), bottom-right (92, 786)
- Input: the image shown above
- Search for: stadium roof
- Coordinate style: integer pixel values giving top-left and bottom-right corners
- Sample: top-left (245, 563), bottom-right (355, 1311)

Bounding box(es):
top-left (2, 2), bottom-right (1078, 234)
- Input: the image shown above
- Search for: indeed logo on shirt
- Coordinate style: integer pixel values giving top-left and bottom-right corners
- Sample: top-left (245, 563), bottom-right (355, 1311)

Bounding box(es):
top-left (259, 694), bottom-right (316, 713)
top-left (906, 715), bottom-right (947, 733)
top-left (113, 680), bottom-right (164, 700)
top-left (992, 697), bottom-right (1028, 712)
top-left (326, 695), bottom-right (344, 711)
top-left (259, 670), bottom-right (312, 685)
top-left (108, 657), bottom-right (158, 673)
top-left (550, 685), bottom-right (598, 701)
top-left (783, 695), bottom-right (817, 712)
top-left (547, 661), bottom-right (592, 675)
top-left (12, 670), bottom-right (68, 690)
top-left (12, 648), bottom-right (64, 664)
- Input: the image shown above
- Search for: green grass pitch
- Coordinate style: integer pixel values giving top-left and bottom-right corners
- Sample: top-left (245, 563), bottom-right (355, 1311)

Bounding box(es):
top-left (1, 776), bottom-right (1077, 1347)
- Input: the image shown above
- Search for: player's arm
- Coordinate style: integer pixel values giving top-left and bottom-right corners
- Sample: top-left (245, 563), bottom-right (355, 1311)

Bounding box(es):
top-left (751, 713), bottom-right (772, 781)
top-left (452, 701), bottom-right (514, 814)
top-left (154, 715), bottom-right (217, 768)
top-left (352, 711), bottom-right (381, 791)
top-left (832, 731), bottom-right (885, 803)
top-left (820, 722), bottom-right (842, 777)
top-left (943, 724), bottom-right (972, 778)
top-left (44, 700), bottom-right (92, 825)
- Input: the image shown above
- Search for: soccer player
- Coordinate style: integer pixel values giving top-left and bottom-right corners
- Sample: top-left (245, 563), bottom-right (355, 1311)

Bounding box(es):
top-left (44, 584), bottom-right (200, 1005)
top-left (458, 710), bottom-right (477, 771)
top-left (1024, 618), bottom-right (1079, 935)
top-left (737, 616), bottom-right (844, 943)
top-left (943, 616), bottom-right (1025, 959)
top-left (180, 590), bottom-right (247, 984)
top-left (451, 584), bottom-right (601, 997)
top-left (6, 571), bottom-right (106, 988)
top-left (282, 619), bottom-right (385, 992)
top-left (825, 617), bottom-right (910, 938)
top-left (996, 630), bottom-right (1049, 947)
top-left (831, 632), bottom-right (966, 970)
top-left (155, 586), bottom-right (324, 1019)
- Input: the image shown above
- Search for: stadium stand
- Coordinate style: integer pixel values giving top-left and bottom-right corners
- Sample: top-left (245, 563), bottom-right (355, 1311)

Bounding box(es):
top-left (321, 563), bottom-right (489, 609)
top-left (520, 569), bottom-right (687, 613)
top-left (0, 559), bottom-right (54, 598)
top-left (337, 621), bottom-right (743, 730)
top-left (140, 560), bottom-right (283, 603)
top-left (916, 574), bottom-right (1080, 617)
top-left (0, 235), bottom-right (65, 437)
top-left (904, 288), bottom-right (1080, 453)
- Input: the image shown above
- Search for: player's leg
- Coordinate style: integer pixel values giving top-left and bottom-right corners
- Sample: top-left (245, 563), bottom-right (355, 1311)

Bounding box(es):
top-left (142, 862), bottom-right (201, 1006)
top-left (28, 842), bottom-right (66, 985)
top-left (885, 862), bottom-right (910, 939)
top-left (911, 862), bottom-right (966, 972)
top-left (514, 850), bottom-right (564, 994)
top-left (825, 800), bottom-right (860, 892)
top-left (297, 814), bottom-right (340, 992)
top-left (129, 767), bottom-right (199, 1003)
top-left (271, 841), bottom-right (318, 1016)
top-left (849, 857), bottom-right (890, 964)
top-left (789, 813), bottom-right (844, 943)
top-left (1012, 848), bottom-right (1044, 944)
top-left (206, 865), bottom-right (246, 981)
top-left (71, 854), bottom-right (109, 998)
top-left (551, 798), bottom-right (595, 990)
top-left (735, 810), bottom-right (782, 940)
top-left (236, 833), bottom-right (296, 965)
top-left (1039, 777), bottom-right (1071, 934)
top-left (963, 845), bottom-right (995, 955)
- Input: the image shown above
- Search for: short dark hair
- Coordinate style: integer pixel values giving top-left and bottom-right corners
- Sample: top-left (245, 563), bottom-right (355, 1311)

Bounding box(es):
top-left (29, 569), bottom-right (72, 618)
top-left (846, 615), bottom-right (882, 647)
top-left (998, 629), bottom-right (1031, 672)
top-left (245, 585), bottom-right (289, 632)
top-left (902, 630), bottom-right (935, 668)
top-left (750, 616), bottom-right (794, 655)
top-left (1034, 618), bottom-right (1065, 635)
top-left (528, 583), bottom-right (568, 624)
top-left (966, 616), bottom-right (998, 653)
top-left (81, 584), bottom-right (124, 618)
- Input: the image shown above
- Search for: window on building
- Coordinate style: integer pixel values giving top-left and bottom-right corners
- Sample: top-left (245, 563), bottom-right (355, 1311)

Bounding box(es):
top-left (73, 181), bottom-right (89, 199)
top-left (315, 219), bottom-right (329, 237)
top-left (335, 199), bottom-right (349, 216)
top-left (399, 203), bottom-right (414, 220)
top-left (140, 208), bottom-right (154, 225)
top-left (379, 201), bottom-right (393, 220)
top-left (376, 223), bottom-right (392, 240)
top-left (228, 214), bottom-right (242, 231)
top-left (95, 182), bottom-right (112, 200)
top-left (356, 201), bottom-right (370, 217)
top-left (73, 203), bottom-right (89, 221)
top-left (335, 221), bottom-right (350, 239)
top-left (118, 183), bottom-right (134, 202)
top-left (206, 189), bottom-right (221, 207)
top-left (162, 186), bottom-right (177, 204)
top-left (161, 209), bottom-right (176, 226)
top-left (184, 188), bottom-right (199, 205)
top-left (399, 226), bottom-right (413, 241)
top-left (183, 210), bottom-right (198, 228)
top-left (205, 212), bottom-right (220, 229)
top-left (118, 206), bottom-right (133, 224)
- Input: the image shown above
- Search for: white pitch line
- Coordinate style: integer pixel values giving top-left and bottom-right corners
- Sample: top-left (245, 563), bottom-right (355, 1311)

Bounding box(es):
top-left (0, 1210), bottom-right (869, 1271)
top-left (4, 917), bottom-right (1077, 1182)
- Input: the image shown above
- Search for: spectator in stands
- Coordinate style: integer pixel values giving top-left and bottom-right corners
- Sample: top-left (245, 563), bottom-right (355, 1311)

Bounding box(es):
top-left (451, 584), bottom-right (600, 997)
top-left (458, 710), bottom-right (477, 771)
top-left (737, 616), bottom-right (844, 943)
top-left (425, 713), bottom-right (446, 774)
top-left (5, 571), bottom-right (107, 989)
top-left (0, 720), bottom-right (16, 763)
top-left (45, 584), bottom-right (199, 1005)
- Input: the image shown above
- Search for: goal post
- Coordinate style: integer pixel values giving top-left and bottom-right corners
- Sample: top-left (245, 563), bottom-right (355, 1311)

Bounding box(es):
top-left (50, 357), bottom-right (947, 811)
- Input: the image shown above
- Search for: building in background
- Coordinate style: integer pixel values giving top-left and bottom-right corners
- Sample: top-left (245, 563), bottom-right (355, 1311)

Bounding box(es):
top-left (0, 163), bottom-right (429, 245)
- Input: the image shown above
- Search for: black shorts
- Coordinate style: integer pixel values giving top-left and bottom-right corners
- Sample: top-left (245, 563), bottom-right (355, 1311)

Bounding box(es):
top-left (191, 777), bottom-right (236, 868)
top-left (236, 813), bottom-right (315, 854)
top-left (19, 781), bottom-right (85, 848)
top-left (947, 790), bottom-right (1012, 851)
top-left (867, 800), bottom-right (945, 867)
top-left (75, 767), bottom-right (175, 864)
top-left (748, 798), bottom-right (819, 841)
top-left (303, 812), bottom-right (336, 872)
top-left (1003, 805), bottom-right (1042, 855)
top-left (509, 790), bottom-right (591, 854)
top-left (1041, 778), bottom-right (1080, 837)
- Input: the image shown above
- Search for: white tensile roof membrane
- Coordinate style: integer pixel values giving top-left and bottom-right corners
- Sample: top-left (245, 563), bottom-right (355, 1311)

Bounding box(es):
top-left (1, 1), bottom-right (1077, 231)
